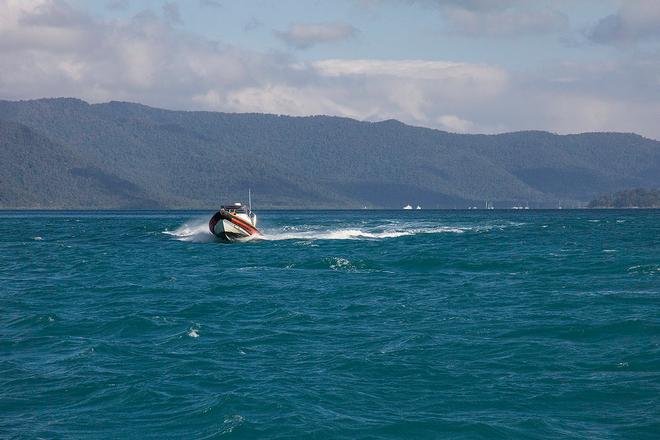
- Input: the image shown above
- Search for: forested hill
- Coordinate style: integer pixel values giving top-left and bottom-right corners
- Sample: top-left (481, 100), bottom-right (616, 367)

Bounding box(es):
top-left (588, 188), bottom-right (660, 208)
top-left (1, 98), bottom-right (660, 209)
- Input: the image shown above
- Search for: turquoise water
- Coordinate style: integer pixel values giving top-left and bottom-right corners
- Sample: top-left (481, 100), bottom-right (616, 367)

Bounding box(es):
top-left (1, 210), bottom-right (658, 439)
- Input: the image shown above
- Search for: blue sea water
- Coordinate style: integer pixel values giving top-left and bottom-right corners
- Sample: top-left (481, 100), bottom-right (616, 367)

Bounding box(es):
top-left (1, 210), bottom-right (659, 439)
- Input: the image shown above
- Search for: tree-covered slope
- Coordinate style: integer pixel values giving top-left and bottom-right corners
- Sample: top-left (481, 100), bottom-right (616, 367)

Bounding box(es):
top-left (588, 188), bottom-right (660, 208)
top-left (0, 120), bottom-right (163, 208)
top-left (1, 98), bottom-right (659, 208)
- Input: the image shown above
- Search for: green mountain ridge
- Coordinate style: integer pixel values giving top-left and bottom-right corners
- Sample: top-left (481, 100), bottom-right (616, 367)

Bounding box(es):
top-left (1, 98), bottom-right (659, 208)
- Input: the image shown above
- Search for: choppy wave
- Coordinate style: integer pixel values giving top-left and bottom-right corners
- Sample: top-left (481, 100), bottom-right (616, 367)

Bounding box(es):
top-left (4, 210), bottom-right (659, 439)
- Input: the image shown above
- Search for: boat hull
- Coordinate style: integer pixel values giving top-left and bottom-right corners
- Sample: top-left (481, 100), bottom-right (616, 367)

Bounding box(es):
top-left (209, 210), bottom-right (261, 242)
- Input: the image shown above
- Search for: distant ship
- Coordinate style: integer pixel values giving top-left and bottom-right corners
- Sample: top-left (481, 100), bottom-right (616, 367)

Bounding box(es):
top-left (209, 202), bottom-right (261, 242)
top-left (403, 204), bottom-right (413, 210)
top-left (416, 205), bottom-right (422, 210)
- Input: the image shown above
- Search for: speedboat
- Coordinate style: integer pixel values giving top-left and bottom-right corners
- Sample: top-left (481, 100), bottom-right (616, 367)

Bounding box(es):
top-left (209, 202), bottom-right (261, 242)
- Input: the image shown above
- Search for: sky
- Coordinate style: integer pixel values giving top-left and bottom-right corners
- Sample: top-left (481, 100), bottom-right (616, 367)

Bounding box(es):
top-left (1, 0), bottom-right (660, 138)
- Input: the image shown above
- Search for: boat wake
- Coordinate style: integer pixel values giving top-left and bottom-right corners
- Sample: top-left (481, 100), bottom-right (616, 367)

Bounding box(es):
top-left (163, 217), bottom-right (217, 242)
top-left (260, 225), bottom-right (471, 241)
top-left (164, 218), bottom-right (518, 243)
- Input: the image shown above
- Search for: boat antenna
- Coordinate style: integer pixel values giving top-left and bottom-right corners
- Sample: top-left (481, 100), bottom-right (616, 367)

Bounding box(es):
top-left (248, 188), bottom-right (252, 212)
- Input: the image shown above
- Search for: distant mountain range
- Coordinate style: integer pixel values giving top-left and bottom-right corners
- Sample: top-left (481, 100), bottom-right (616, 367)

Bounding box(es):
top-left (1, 98), bottom-right (659, 209)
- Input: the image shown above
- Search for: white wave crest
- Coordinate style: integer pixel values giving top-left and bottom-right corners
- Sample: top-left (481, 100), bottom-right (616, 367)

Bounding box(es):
top-left (163, 217), bottom-right (216, 242)
top-left (263, 228), bottom-right (410, 241)
top-left (261, 225), bottom-right (469, 241)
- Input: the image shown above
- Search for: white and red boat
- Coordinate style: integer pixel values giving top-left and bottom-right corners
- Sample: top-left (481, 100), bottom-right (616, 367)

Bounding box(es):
top-left (209, 202), bottom-right (261, 242)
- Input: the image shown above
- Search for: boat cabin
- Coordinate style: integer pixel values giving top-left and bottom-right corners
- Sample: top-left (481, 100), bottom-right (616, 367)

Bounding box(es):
top-left (221, 203), bottom-right (248, 214)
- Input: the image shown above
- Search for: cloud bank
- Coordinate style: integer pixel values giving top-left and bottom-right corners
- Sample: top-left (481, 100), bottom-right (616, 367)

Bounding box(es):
top-left (0, 0), bottom-right (659, 139)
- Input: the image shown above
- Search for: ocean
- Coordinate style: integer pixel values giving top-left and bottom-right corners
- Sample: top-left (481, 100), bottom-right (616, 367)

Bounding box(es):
top-left (1, 210), bottom-right (658, 439)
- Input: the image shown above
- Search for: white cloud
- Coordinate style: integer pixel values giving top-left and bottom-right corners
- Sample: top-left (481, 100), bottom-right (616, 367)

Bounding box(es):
top-left (304, 59), bottom-right (508, 124)
top-left (274, 22), bottom-right (357, 49)
top-left (437, 115), bottom-right (474, 132)
top-left (312, 59), bottom-right (506, 90)
top-left (222, 85), bottom-right (362, 118)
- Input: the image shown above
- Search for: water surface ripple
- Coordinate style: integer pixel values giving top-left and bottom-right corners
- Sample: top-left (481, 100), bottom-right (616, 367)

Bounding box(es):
top-left (1, 210), bottom-right (659, 439)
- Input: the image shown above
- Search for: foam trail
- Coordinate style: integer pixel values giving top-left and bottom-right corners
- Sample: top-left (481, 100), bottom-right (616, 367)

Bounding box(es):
top-left (261, 225), bottom-right (469, 241)
top-left (262, 228), bottom-right (412, 241)
top-left (165, 218), bottom-right (515, 243)
top-left (163, 217), bottom-right (217, 242)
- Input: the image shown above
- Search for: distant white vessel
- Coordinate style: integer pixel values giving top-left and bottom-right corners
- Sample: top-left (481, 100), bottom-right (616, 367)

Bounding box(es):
top-left (416, 205), bottom-right (422, 210)
top-left (403, 204), bottom-right (413, 210)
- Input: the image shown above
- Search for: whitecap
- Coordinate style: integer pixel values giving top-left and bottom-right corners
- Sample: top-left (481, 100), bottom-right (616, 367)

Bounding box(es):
top-left (329, 257), bottom-right (351, 270)
top-left (222, 415), bottom-right (244, 434)
top-left (163, 217), bottom-right (216, 242)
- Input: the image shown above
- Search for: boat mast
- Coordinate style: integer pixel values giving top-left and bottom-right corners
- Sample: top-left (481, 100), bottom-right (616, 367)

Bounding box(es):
top-left (248, 188), bottom-right (252, 212)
